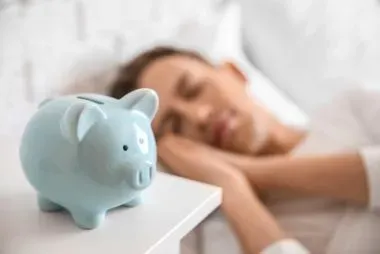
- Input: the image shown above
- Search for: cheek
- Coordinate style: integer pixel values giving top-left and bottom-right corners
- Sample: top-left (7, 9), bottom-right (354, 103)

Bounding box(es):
top-left (211, 83), bottom-right (252, 110)
top-left (238, 116), bottom-right (255, 137)
top-left (200, 85), bottom-right (229, 109)
top-left (231, 119), bottom-right (256, 153)
top-left (241, 113), bottom-right (271, 150)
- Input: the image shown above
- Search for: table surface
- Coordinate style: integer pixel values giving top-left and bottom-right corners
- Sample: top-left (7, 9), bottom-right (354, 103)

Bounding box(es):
top-left (0, 135), bottom-right (222, 254)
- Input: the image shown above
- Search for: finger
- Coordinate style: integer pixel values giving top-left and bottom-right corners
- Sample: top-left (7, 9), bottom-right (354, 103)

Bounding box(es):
top-left (158, 135), bottom-right (180, 157)
top-left (158, 135), bottom-right (202, 156)
top-left (158, 134), bottom-right (185, 150)
top-left (158, 137), bottom-right (188, 167)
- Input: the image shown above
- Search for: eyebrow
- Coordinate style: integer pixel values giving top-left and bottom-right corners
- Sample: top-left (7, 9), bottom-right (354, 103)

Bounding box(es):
top-left (176, 72), bottom-right (189, 96)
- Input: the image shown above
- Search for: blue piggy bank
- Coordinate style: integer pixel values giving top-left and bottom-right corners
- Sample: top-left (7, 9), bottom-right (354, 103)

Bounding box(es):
top-left (19, 88), bottom-right (159, 229)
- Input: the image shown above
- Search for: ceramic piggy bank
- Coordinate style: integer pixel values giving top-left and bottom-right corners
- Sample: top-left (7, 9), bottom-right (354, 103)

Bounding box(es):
top-left (19, 88), bottom-right (159, 229)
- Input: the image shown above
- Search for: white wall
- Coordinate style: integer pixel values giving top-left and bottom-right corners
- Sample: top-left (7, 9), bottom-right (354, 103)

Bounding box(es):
top-left (0, 0), bottom-right (227, 103)
top-left (0, 0), bottom-right (226, 134)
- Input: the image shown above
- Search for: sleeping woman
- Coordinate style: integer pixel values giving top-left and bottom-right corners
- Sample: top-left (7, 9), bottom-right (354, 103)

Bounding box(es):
top-left (109, 46), bottom-right (380, 254)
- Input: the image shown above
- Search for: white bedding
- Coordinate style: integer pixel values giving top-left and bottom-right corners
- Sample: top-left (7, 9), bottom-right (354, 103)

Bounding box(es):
top-left (239, 0), bottom-right (380, 113)
top-left (209, 1), bottom-right (309, 129)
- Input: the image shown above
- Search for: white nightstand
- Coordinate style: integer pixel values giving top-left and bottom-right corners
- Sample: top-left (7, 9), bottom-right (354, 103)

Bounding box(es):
top-left (0, 136), bottom-right (222, 254)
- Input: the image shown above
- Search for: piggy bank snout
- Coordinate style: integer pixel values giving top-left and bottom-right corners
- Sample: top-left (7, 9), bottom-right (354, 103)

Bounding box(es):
top-left (124, 161), bottom-right (155, 190)
top-left (135, 164), bottom-right (154, 190)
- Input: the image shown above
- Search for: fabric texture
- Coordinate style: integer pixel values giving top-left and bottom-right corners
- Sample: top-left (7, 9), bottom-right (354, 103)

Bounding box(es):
top-left (361, 147), bottom-right (380, 211)
top-left (265, 88), bottom-right (380, 254)
top-left (261, 239), bottom-right (310, 254)
top-left (239, 0), bottom-right (380, 113)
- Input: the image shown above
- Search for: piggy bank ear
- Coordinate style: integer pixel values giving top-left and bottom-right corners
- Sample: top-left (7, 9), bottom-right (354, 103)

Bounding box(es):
top-left (60, 103), bottom-right (107, 143)
top-left (119, 88), bottom-right (159, 121)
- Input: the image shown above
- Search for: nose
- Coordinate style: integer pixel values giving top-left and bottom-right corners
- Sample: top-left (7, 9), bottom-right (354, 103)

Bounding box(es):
top-left (133, 163), bottom-right (155, 190)
top-left (177, 102), bottom-right (212, 131)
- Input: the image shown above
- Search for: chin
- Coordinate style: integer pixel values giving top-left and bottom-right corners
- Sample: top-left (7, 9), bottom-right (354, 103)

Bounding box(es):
top-left (226, 118), bottom-right (270, 155)
top-left (248, 143), bottom-right (266, 155)
top-left (244, 130), bottom-right (270, 155)
top-left (252, 136), bottom-right (269, 154)
top-left (252, 119), bottom-right (271, 153)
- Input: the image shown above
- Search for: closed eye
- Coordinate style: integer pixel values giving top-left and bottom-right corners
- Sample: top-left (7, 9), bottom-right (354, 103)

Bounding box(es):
top-left (177, 73), bottom-right (202, 100)
top-left (183, 81), bottom-right (203, 100)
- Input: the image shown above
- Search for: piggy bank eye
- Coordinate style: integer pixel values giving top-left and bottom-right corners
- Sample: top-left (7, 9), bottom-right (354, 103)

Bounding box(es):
top-left (123, 145), bottom-right (129, 151)
top-left (139, 138), bottom-right (144, 144)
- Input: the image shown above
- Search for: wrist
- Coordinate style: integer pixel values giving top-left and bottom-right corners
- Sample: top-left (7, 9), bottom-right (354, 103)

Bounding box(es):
top-left (239, 157), bottom-right (276, 191)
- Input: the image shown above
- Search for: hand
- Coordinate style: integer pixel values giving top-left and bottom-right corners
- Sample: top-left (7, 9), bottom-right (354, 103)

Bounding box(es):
top-left (159, 134), bottom-right (250, 169)
top-left (202, 146), bottom-right (254, 169)
top-left (158, 135), bottom-right (248, 189)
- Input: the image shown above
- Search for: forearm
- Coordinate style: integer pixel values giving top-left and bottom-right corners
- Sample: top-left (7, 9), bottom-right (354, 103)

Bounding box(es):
top-left (165, 159), bottom-right (287, 253)
top-left (241, 153), bottom-right (369, 205)
top-left (161, 154), bottom-right (290, 253)
top-left (221, 177), bottom-right (287, 254)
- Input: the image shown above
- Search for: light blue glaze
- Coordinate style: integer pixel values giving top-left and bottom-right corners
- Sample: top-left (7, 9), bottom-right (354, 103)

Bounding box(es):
top-left (19, 89), bottom-right (159, 229)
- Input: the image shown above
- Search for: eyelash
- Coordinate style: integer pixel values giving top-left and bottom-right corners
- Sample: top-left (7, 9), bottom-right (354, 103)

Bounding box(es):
top-left (184, 82), bottom-right (202, 99)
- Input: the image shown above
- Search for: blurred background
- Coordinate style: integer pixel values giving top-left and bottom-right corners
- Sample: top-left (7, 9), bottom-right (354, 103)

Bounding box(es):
top-left (0, 0), bottom-right (234, 134)
top-left (2, 0), bottom-right (380, 136)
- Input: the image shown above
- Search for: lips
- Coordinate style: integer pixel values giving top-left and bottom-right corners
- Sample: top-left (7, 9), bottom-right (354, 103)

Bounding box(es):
top-left (211, 111), bottom-right (234, 148)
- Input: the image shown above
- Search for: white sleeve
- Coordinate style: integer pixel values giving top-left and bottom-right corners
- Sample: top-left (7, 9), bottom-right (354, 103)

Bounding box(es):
top-left (260, 239), bottom-right (310, 254)
top-left (360, 147), bottom-right (380, 210)
top-left (345, 89), bottom-right (380, 211)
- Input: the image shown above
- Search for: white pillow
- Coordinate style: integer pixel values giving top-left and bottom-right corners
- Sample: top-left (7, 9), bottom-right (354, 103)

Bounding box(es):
top-left (239, 0), bottom-right (380, 113)
top-left (209, 1), bottom-right (309, 129)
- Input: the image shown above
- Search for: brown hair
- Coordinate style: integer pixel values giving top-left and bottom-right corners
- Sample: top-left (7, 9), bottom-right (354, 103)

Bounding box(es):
top-left (109, 46), bottom-right (210, 99)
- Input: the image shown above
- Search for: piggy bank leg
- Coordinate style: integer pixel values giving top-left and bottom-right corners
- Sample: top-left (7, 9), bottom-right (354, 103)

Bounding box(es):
top-left (71, 209), bottom-right (106, 230)
top-left (38, 195), bottom-right (63, 212)
top-left (123, 196), bottom-right (142, 207)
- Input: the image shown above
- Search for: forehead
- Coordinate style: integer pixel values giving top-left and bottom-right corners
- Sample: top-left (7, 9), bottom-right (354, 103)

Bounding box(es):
top-left (138, 55), bottom-right (213, 133)
top-left (139, 55), bottom-right (211, 87)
